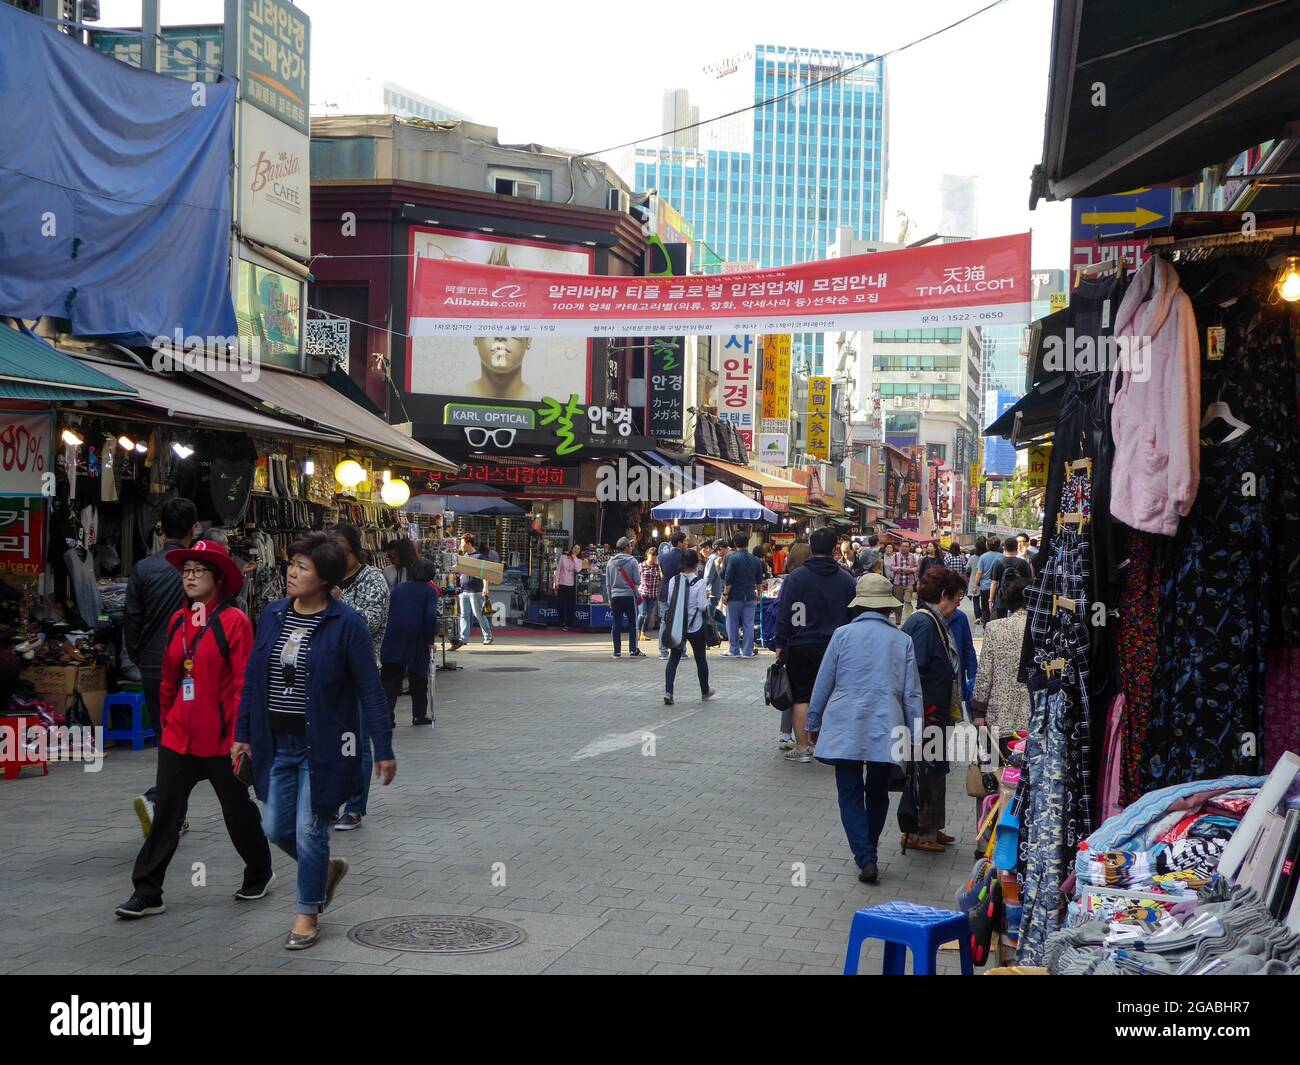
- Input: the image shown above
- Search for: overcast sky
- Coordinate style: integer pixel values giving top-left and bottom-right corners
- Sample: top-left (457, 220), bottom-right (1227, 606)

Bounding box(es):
top-left (101, 0), bottom-right (1070, 269)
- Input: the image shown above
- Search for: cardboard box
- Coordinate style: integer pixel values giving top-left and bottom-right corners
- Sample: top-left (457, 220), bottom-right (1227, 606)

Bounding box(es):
top-left (451, 554), bottom-right (505, 585)
top-left (24, 664), bottom-right (108, 725)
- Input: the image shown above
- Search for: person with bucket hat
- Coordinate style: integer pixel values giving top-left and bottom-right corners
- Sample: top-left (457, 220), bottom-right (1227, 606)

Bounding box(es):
top-left (804, 573), bottom-right (924, 885)
top-left (116, 540), bottom-right (273, 919)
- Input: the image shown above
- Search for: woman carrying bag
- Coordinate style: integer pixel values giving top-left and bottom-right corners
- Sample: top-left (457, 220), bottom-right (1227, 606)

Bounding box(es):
top-left (116, 540), bottom-right (272, 919)
top-left (661, 548), bottom-right (716, 706)
top-left (230, 532), bottom-right (396, 950)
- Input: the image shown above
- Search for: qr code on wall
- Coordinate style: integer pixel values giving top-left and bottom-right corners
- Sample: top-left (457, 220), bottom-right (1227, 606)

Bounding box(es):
top-left (305, 319), bottom-right (350, 371)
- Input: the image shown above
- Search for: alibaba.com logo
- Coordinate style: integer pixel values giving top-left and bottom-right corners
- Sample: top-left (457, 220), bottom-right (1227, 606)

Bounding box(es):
top-left (491, 284), bottom-right (524, 299)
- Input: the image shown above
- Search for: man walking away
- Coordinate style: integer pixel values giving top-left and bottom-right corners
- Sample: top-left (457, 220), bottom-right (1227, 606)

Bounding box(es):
top-left (721, 532), bottom-right (764, 658)
top-left (656, 530), bottom-right (686, 659)
top-left (976, 536), bottom-right (1002, 626)
top-left (452, 533), bottom-right (498, 648)
top-left (772, 527), bottom-right (856, 761)
top-left (703, 539), bottom-right (728, 632)
top-left (891, 541), bottom-right (919, 624)
top-left (988, 538), bottom-right (1033, 621)
top-left (125, 497), bottom-right (198, 838)
top-left (606, 537), bottom-right (644, 658)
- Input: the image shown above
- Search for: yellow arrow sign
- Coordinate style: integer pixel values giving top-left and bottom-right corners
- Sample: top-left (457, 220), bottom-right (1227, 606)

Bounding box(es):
top-left (1080, 206), bottom-right (1166, 228)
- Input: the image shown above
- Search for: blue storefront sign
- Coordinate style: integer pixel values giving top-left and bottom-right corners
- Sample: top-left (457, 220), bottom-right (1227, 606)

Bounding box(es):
top-left (526, 603), bottom-right (612, 630)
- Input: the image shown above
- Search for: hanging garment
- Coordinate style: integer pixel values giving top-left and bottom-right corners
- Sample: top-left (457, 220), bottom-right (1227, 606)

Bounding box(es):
top-left (62, 545), bottom-right (100, 627)
top-left (210, 457), bottom-right (254, 525)
top-left (100, 434), bottom-right (118, 503)
top-left (1116, 530), bottom-right (1161, 807)
top-left (1265, 648), bottom-right (1300, 773)
top-left (1108, 256), bottom-right (1201, 536)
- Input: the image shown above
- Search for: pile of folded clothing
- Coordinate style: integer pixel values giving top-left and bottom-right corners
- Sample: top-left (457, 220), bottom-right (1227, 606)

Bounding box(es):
top-left (1045, 880), bottom-right (1300, 975)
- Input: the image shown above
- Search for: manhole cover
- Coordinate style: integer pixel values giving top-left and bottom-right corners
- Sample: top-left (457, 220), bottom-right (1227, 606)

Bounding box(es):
top-left (479, 666), bottom-right (540, 673)
top-left (347, 915), bottom-right (527, 955)
top-left (466, 649), bottom-right (532, 655)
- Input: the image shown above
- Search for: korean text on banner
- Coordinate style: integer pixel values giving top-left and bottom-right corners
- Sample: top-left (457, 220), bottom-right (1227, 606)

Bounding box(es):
top-left (720, 335), bottom-right (756, 451)
top-left (242, 0), bottom-right (310, 134)
top-left (410, 233), bottom-right (1032, 337)
top-left (807, 376), bottom-right (831, 461)
top-left (761, 334), bottom-right (792, 420)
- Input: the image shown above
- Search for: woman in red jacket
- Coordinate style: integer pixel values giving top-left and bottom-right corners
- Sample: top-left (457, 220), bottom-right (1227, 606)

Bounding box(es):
top-left (116, 540), bottom-right (273, 919)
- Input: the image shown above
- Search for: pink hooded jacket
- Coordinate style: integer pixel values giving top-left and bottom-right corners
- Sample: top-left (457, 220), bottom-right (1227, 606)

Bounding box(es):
top-left (1108, 257), bottom-right (1200, 536)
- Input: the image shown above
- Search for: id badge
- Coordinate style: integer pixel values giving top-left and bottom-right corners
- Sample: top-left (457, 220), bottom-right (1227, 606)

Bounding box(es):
top-left (182, 678), bottom-right (196, 702)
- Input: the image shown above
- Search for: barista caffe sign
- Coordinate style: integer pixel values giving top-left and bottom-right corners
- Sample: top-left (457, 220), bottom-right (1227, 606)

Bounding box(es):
top-left (239, 102), bottom-right (310, 258)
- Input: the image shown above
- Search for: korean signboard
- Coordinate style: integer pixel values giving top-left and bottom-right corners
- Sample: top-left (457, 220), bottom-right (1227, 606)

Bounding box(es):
top-left (1069, 190), bottom-right (1171, 279)
top-left (239, 103), bottom-right (310, 258)
top-left (0, 412), bottom-right (51, 497)
top-left (807, 375), bottom-right (831, 461)
top-left (757, 432), bottom-right (789, 466)
top-left (236, 259), bottom-right (302, 370)
top-left (761, 334), bottom-right (793, 420)
top-left (242, 0), bottom-right (310, 134)
top-left (408, 462), bottom-right (579, 497)
top-left (88, 24), bottom-right (222, 82)
top-left (0, 495), bottom-right (46, 576)
top-left (905, 448), bottom-right (923, 523)
top-left (649, 336), bottom-right (685, 439)
top-left (719, 335), bottom-right (756, 451)
top-left (410, 233), bottom-right (1032, 337)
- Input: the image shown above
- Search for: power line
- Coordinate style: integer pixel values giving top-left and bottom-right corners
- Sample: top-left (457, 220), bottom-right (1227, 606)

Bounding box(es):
top-left (575, 0), bottom-right (1012, 160)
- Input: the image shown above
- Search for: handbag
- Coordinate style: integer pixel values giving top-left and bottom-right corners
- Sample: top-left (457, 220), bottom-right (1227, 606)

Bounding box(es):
top-left (966, 759), bottom-right (999, 798)
top-left (763, 659), bottom-right (793, 712)
top-left (703, 610), bottom-right (721, 648)
top-left (896, 761), bottom-right (922, 837)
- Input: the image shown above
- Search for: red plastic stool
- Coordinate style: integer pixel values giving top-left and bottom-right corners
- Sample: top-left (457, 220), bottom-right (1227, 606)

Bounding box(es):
top-left (0, 715), bottom-right (49, 780)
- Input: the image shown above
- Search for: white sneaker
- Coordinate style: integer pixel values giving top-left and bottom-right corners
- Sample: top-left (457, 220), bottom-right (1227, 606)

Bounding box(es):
top-left (783, 746), bottom-right (814, 763)
top-left (702, 689), bottom-right (716, 700)
top-left (720, 651), bottom-right (737, 657)
top-left (777, 738), bottom-right (795, 752)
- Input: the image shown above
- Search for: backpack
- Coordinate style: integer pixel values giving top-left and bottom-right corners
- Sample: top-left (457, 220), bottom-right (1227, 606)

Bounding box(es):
top-left (662, 575), bottom-right (700, 650)
top-left (166, 599), bottom-right (239, 674)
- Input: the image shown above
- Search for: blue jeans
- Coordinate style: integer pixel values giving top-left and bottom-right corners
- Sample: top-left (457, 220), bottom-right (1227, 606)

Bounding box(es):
top-left (343, 705), bottom-right (372, 818)
top-left (831, 760), bottom-right (894, 867)
top-left (458, 591), bottom-right (493, 642)
top-left (726, 598), bottom-right (757, 655)
top-left (637, 597), bottom-right (658, 636)
top-left (262, 734), bottom-right (333, 915)
top-left (610, 597), bottom-right (638, 654)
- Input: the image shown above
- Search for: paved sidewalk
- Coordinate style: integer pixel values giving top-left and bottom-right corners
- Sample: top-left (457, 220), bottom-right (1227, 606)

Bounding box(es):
top-left (0, 627), bottom-right (983, 975)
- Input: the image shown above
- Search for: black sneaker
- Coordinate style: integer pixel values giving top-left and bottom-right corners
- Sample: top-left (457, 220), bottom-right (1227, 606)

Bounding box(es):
top-left (857, 862), bottom-right (879, 885)
top-left (412, 717), bottom-right (433, 726)
top-left (333, 812), bottom-right (363, 832)
top-left (629, 649), bottom-right (647, 658)
top-left (115, 894), bottom-right (165, 919)
top-left (663, 692), bottom-right (674, 705)
top-left (235, 870), bottom-right (275, 901)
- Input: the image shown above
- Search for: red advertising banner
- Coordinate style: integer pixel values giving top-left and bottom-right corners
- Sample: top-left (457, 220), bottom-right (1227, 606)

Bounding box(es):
top-left (0, 495), bottom-right (46, 575)
top-left (410, 233), bottom-right (1032, 337)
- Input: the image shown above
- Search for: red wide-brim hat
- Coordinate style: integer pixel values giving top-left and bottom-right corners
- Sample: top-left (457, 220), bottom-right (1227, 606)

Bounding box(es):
top-left (166, 539), bottom-right (245, 597)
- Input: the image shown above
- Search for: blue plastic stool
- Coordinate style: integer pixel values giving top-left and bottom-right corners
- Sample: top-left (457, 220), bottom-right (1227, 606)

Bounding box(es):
top-left (843, 900), bottom-right (974, 975)
top-left (101, 692), bottom-right (156, 751)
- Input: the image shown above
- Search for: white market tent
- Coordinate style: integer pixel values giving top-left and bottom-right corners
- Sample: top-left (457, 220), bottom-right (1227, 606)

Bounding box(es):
top-left (651, 480), bottom-right (778, 524)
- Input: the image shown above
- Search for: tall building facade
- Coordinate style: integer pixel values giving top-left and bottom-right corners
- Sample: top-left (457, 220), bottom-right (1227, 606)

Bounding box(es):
top-left (621, 45), bottom-right (888, 373)
top-left (313, 77), bottom-right (473, 123)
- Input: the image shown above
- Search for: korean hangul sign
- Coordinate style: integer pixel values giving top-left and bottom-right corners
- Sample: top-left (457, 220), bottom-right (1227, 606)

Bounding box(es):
top-left (648, 336), bottom-right (684, 440)
top-left (242, 0), bottom-right (310, 134)
top-left (719, 335), bottom-right (756, 451)
top-left (1028, 443), bottom-right (1052, 488)
top-left (410, 233), bottom-right (1032, 337)
top-left (761, 334), bottom-right (792, 420)
top-left (807, 375), bottom-right (831, 461)
top-left (0, 412), bottom-right (51, 496)
top-left (0, 496), bottom-right (46, 575)
top-left (587, 405), bottom-right (633, 439)
top-left (905, 448), bottom-right (923, 521)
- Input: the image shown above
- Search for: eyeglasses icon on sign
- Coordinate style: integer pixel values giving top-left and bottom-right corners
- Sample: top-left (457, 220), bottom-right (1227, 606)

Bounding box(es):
top-left (464, 427), bottom-right (517, 448)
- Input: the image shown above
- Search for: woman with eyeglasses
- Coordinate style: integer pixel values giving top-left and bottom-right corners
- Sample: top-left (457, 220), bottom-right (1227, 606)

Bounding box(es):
top-left (116, 541), bottom-right (272, 920)
top-left (231, 533), bottom-right (396, 950)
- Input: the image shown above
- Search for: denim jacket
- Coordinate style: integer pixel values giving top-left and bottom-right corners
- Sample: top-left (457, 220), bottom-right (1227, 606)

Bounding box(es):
top-left (236, 597), bottom-right (394, 816)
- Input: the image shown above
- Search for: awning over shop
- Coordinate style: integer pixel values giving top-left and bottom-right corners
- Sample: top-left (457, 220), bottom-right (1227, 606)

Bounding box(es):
top-left (0, 327), bottom-right (136, 401)
top-left (695, 456), bottom-right (806, 500)
top-left (628, 450), bottom-right (703, 488)
top-left (846, 491), bottom-right (885, 512)
top-left (199, 366), bottom-right (457, 472)
top-left (983, 376), bottom-right (1066, 443)
top-left (70, 358), bottom-right (344, 443)
top-left (1031, 0), bottom-right (1300, 203)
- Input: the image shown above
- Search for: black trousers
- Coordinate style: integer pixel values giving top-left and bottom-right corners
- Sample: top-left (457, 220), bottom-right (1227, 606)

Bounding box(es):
top-left (382, 662), bottom-right (431, 723)
top-left (610, 597), bottom-right (638, 654)
top-left (132, 745), bottom-right (271, 902)
top-left (665, 628), bottom-right (710, 695)
top-left (557, 584), bottom-right (576, 627)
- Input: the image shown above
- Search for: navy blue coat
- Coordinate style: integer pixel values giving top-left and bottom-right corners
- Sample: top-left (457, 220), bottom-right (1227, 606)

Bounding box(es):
top-left (380, 581), bottom-right (441, 676)
top-left (772, 555), bottom-right (856, 650)
top-left (236, 597), bottom-right (394, 816)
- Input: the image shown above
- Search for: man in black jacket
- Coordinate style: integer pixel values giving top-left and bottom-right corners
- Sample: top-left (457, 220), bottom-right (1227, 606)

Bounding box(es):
top-left (772, 527), bottom-right (856, 761)
top-left (656, 530), bottom-right (687, 660)
top-left (124, 497), bottom-right (197, 836)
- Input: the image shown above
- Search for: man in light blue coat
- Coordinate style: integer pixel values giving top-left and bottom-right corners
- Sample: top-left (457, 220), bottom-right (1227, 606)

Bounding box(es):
top-left (806, 573), bottom-right (925, 885)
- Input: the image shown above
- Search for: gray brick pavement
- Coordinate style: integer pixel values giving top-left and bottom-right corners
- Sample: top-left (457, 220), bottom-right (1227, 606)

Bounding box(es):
top-left (0, 631), bottom-right (980, 974)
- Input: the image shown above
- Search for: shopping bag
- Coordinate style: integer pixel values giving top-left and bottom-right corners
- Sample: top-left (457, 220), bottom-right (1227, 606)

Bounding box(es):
top-left (966, 761), bottom-right (999, 798)
top-left (763, 659), bottom-right (793, 712)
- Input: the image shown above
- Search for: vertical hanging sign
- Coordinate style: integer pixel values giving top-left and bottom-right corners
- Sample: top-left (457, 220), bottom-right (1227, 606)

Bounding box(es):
top-left (648, 336), bottom-right (684, 440)
top-left (719, 335), bottom-right (756, 451)
top-left (807, 375), bottom-right (831, 460)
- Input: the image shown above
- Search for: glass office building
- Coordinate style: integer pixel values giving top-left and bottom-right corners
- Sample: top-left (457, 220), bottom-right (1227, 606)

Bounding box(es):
top-left (626, 45), bottom-right (888, 373)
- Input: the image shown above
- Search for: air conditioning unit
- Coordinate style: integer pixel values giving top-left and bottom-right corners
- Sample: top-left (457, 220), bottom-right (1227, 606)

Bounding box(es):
top-left (893, 396), bottom-right (904, 408)
top-left (606, 188), bottom-right (631, 214)
top-left (493, 176), bottom-right (542, 199)
top-left (937, 372), bottom-right (947, 381)
top-left (908, 370), bottom-right (919, 378)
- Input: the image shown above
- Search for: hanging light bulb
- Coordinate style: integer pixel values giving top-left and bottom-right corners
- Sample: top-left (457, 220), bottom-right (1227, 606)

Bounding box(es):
top-left (61, 428), bottom-right (83, 447)
top-left (381, 468), bottom-right (392, 483)
top-left (117, 434), bottom-right (135, 451)
top-left (1278, 256), bottom-right (1300, 302)
top-left (134, 441), bottom-right (148, 453)
top-left (171, 441), bottom-right (194, 459)
top-left (652, 528), bottom-right (660, 539)
top-left (304, 459), bottom-right (315, 476)
top-left (380, 478), bottom-right (411, 508)
top-left (334, 459), bottom-right (366, 489)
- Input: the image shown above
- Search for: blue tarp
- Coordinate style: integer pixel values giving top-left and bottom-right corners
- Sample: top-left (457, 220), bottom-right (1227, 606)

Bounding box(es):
top-left (0, 5), bottom-right (236, 344)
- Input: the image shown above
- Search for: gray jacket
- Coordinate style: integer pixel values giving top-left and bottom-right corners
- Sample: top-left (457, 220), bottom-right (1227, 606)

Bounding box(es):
top-left (606, 552), bottom-right (641, 598)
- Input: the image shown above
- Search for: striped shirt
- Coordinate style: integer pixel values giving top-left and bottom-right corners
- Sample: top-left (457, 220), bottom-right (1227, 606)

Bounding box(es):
top-left (267, 608), bottom-right (325, 735)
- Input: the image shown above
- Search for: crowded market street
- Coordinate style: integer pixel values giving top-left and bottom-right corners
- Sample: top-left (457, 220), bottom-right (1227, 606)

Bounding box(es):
top-left (0, 628), bottom-right (975, 976)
